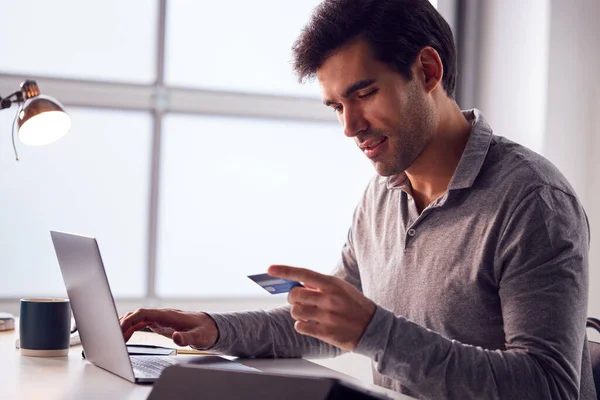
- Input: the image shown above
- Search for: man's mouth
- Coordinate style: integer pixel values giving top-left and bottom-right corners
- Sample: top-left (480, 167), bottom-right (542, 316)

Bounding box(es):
top-left (361, 137), bottom-right (388, 158)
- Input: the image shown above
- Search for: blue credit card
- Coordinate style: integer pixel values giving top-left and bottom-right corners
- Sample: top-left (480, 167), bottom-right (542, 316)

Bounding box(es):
top-left (248, 273), bottom-right (303, 294)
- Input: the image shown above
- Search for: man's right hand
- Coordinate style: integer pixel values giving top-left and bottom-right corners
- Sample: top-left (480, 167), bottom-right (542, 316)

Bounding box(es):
top-left (119, 308), bottom-right (219, 349)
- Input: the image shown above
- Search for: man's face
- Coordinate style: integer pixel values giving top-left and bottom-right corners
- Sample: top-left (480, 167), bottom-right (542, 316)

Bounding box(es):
top-left (317, 39), bottom-right (436, 176)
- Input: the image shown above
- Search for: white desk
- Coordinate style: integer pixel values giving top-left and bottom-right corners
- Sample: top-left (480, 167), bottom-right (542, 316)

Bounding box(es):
top-left (1, 323), bottom-right (413, 400)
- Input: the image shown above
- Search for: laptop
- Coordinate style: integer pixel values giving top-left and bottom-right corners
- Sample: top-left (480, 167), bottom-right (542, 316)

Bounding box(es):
top-left (50, 230), bottom-right (258, 383)
top-left (148, 364), bottom-right (392, 399)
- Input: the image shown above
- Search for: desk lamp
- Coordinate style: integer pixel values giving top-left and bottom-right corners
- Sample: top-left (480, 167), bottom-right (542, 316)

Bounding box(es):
top-left (0, 79), bottom-right (70, 160)
top-left (0, 80), bottom-right (70, 330)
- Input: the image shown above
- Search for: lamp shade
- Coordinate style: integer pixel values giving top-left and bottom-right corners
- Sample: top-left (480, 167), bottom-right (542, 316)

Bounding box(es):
top-left (17, 95), bottom-right (70, 146)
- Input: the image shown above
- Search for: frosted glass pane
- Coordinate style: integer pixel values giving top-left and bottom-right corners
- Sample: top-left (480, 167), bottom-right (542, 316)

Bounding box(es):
top-left (165, 0), bottom-right (322, 97)
top-left (0, 108), bottom-right (152, 298)
top-left (0, 1), bottom-right (157, 83)
top-left (157, 115), bottom-right (375, 298)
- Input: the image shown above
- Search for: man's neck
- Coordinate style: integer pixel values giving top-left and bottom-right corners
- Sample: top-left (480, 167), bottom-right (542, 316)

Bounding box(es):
top-left (405, 103), bottom-right (472, 213)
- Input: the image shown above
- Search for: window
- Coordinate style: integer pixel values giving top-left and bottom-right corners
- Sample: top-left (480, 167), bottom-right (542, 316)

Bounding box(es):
top-left (165, 0), bottom-right (323, 97)
top-left (0, 0), bottom-right (448, 301)
top-left (0, 0), bottom-right (158, 83)
top-left (156, 115), bottom-right (373, 297)
top-left (0, 108), bottom-right (152, 297)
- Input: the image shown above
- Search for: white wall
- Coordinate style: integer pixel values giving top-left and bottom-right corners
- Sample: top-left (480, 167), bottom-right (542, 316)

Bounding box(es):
top-left (592, 88), bottom-right (600, 331)
top-left (543, 0), bottom-right (600, 318)
top-left (477, 0), bottom-right (600, 317)
top-left (477, 0), bottom-right (550, 154)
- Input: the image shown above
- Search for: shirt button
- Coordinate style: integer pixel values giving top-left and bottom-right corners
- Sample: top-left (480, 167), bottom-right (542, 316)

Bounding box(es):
top-left (407, 228), bottom-right (416, 237)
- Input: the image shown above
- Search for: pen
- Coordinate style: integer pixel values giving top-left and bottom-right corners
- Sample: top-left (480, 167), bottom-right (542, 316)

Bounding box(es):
top-left (175, 348), bottom-right (217, 355)
top-left (122, 344), bottom-right (217, 355)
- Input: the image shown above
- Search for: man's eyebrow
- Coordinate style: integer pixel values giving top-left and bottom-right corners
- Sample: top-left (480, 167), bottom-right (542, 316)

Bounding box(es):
top-left (322, 79), bottom-right (377, 106)
top-left (343, 79), bottom-right (376, 98)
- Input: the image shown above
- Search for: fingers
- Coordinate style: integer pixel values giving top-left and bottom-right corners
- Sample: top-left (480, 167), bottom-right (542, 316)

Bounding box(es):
top-left (120, 308), bottom-right (188, 343)
top-left (294, 320), bottom-right (326, 337)
top-left (120, 308), bottom-right (154, 334)
top-left (288, 287), bottom-right (324, 307)
top-left (290, 303), bottom-right (324, 322)
top-left (268, 265), bottom-right (336, 291)
top-left (172, 331), bottom-right (193, 347)
top-left (120, 308), bottom-right (182, 335)
top-left (119, 309), bottom-right (218, 349)
top-left (118, 312), bottom-right (133, 329)
top-left (277, 266), bottom-right (377, 352)
top-left (119, 312), bottom-right (132, 322)
top-left (123, 321), bottom-right (150, 343)
top-left (149, 325), bottom-right (176, 338)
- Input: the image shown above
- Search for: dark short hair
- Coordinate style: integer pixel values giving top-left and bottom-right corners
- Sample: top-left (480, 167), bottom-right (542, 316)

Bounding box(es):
top-left (292, 0), bottom-right (457, 98)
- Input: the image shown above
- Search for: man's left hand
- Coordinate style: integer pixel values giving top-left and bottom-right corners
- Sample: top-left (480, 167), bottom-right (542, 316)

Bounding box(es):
top-left (268, 265), bottom-right (377, 351)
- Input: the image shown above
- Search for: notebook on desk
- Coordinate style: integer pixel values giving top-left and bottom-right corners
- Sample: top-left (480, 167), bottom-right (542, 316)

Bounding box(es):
top-left (50, 230), bottom-right (257, 384)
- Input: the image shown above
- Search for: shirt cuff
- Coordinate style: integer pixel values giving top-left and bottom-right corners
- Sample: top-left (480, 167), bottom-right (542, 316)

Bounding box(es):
top-left (354, 305), bottom-right (396, 361)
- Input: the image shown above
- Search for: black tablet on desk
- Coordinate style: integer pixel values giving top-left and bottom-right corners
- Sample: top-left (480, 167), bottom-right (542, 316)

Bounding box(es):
top-left (148, 363), bottom-right (394, 400)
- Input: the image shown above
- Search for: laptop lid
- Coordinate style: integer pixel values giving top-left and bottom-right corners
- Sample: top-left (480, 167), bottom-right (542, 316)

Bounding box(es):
top-left (50, 231), bottom-right (136, 382)
top-left (148, 364), bottom-right (389, 400)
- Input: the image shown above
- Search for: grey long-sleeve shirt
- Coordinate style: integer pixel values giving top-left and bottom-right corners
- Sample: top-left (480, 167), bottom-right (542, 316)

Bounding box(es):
top-left (207, 110), bottom-right (596, 399)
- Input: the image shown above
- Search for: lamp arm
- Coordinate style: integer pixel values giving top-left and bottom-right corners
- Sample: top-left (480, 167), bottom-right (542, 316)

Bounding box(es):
top-left (0, 91), bottom-right (24, 110)
top-left (0, 91), bottom-right (24, 161)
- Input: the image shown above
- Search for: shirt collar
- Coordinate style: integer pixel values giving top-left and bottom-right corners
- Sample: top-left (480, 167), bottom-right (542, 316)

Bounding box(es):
top-left (383, 109), bottom-right (493, 191)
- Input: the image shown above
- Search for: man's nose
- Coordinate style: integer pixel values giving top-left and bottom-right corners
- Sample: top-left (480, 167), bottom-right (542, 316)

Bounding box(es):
top-left (342, 107), bottom-right (368, 138)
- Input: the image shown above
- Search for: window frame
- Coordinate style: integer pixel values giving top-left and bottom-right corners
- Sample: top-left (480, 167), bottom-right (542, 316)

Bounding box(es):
top-left (0, 0), bottom-right (453, 302)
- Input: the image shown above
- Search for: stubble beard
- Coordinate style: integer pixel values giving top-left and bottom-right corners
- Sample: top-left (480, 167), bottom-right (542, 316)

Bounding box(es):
top-left (373, 131), bottom-right (424, 176)
top-left (375, 88), bottom-right (435, 177)
top-left (373, 119), bottom-right (434, 177)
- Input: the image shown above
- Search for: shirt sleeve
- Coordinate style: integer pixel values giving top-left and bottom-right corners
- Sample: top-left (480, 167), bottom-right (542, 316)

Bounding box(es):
top-left (203, 228), bottom-right (362, 358)
top-left (204, 305), bottom-right (343, 358)
top-left (354, 185), bottom-right (592, 399)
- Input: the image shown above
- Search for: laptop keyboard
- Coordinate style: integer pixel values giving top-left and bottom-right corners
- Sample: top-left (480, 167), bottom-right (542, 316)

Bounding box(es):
top-left (130, 356), bottom-right (179, 378)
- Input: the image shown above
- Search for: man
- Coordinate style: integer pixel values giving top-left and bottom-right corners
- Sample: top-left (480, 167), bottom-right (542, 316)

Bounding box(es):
top-left (120, 0), bottom-right (595, 398)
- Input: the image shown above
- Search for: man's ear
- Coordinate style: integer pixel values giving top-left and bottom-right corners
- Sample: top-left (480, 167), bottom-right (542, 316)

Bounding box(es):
top-left (415, 46), bottom-right (443, 94)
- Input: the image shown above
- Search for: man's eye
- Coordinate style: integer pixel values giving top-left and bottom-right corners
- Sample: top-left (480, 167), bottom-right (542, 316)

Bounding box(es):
top-left (333, 105), bottom-right (343, 113)
top-left (359, 89), bottom-right (378, 99)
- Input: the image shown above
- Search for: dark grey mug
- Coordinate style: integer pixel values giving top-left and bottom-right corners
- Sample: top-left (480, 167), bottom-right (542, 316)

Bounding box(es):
top-left (19, 298), bottom-right (71, 357)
